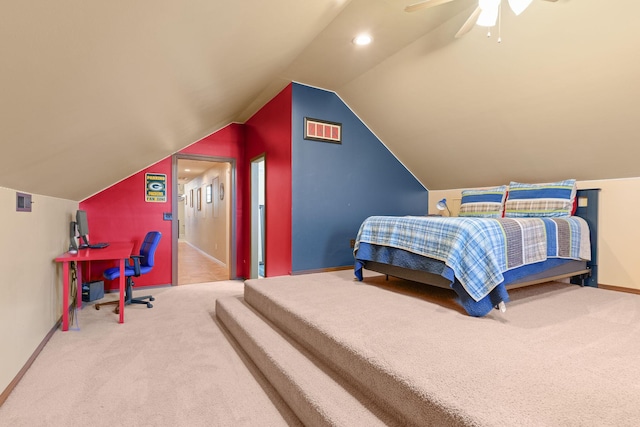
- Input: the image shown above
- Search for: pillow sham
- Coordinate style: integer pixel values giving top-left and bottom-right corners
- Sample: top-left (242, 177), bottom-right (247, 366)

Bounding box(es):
top-left (458, 185), bottom-right (508, 218)
top-left (504, 179), bottom-right (577, 218)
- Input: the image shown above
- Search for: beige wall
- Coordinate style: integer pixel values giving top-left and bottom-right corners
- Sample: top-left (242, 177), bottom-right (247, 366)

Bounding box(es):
top-left (0, 186), bottom-right (77, 395)
top-left (183, 163), bottom-right (231, 265)
top-left (2, 175), bottom-right (637, 398)
top-left (429, 177), bottom-right (640, 291)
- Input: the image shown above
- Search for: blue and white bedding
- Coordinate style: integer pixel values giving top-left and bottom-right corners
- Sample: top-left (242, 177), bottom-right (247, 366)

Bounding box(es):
top-left (353, 216), bottom-right (591, 315)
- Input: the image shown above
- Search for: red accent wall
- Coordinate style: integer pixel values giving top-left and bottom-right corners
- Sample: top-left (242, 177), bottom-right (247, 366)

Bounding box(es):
top-left (81, 84), bottom-right (292, 289)
top-left (244, 84), bottom-right (293, 276)
top-left (79, 159), bottom-right (173, 289)
top-left (81, 123), bottom-right (246, 290)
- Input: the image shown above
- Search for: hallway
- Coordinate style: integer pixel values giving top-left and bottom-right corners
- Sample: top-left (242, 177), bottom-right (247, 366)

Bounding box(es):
top-left (178, 241), bottom-right (229, 285)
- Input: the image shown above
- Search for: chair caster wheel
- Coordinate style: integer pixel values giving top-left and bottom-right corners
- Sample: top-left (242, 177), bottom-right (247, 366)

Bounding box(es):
top-left (147, 303), bottom-right (153, 308)
top-left (95, 305), bottom-right (100, 310)
top-left (150, 297), bottom-right (155, 301)
top-left (115, 307), bottom-right (120, 314)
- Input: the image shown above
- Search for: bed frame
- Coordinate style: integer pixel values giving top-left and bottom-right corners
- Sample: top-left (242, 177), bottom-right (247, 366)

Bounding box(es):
top-left (362, 188), bottom-right (600, 290)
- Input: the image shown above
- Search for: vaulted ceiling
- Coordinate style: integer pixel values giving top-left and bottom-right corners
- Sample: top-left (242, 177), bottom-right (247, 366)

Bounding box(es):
top-left (2, 0), bottom-right (638, 201)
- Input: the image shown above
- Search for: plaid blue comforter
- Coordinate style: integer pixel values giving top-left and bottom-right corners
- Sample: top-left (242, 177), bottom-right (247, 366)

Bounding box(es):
top-left (354, 216), bottom-right (591, 302)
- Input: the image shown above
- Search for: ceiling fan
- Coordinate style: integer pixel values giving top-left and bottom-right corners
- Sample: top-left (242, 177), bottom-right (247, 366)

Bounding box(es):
top-left (405, 0), bottom-right (557, 39)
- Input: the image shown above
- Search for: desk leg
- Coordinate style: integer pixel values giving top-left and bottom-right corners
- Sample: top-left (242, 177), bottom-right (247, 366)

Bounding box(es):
top-left (118, 258), bottom-right (125, 324)
top-left (62, 261), bottom-right (69, 331)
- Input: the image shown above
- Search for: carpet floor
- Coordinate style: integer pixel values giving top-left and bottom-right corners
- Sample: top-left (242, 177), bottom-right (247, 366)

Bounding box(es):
top-left (0, 280), bottom-right (300, 427)
top-left (4, 272), bottom-right (640, 426)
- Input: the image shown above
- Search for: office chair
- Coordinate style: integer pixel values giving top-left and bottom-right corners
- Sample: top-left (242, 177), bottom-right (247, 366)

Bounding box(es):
top-left (95, 231), bottom-right (162, 313)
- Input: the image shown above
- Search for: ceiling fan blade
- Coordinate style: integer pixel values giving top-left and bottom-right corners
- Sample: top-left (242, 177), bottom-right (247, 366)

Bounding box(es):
top-left (507, 0), bottom-right (555, 17)
top-left (508, 0), bottom-right (533, 15)
top-left (404, 0), bottom-right (457, 13)
top-left (454, 6), bottom-right (482, 38)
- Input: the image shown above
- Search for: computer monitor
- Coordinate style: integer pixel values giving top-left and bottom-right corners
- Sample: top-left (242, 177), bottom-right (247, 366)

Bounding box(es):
top-left (76, 209), bottom-right (90, 248)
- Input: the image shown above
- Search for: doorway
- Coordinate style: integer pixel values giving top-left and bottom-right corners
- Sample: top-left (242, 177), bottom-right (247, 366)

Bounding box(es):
top-left (172, 155), bottom-right (236, 285)
top-left (251, 155), bottom-right (265, 279)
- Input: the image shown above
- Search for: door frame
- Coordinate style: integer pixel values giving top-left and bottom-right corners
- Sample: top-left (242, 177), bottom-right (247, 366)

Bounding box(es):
top-left (171, 153), bottom-right (237, 285)
top-left (250, 154), bottom-right (265, 279)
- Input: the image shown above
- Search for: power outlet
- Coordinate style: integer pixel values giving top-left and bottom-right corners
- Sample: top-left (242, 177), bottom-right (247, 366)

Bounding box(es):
top-left (350, 239), bottom-right (356, 248)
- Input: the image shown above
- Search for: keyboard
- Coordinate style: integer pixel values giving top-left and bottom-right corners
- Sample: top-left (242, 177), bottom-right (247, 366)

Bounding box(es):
top-left (88, 242), bottom-right (110, 249)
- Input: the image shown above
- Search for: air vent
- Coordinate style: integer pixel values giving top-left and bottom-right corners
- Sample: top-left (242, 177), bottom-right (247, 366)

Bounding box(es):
top-left (16, 192), bottom-right (32, 212)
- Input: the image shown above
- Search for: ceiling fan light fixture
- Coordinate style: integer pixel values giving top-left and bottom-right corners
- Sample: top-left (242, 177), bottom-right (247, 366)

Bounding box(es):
top-left (405, 0), bottom-right (557, 40)
top-left (477, 0), bottom-right (500, 27)
top-left (479, 0), bottom-right (501, 10)
top-left (507, 0), bottom-right (533, 15)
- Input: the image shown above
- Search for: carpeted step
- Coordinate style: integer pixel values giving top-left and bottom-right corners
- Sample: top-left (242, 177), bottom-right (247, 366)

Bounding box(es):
top-left (243, 273), bottom-right (471, 427)
top-left (240, 271), bottom-right (640, 426)
top-left (215, 296), bottom-right (399, 427)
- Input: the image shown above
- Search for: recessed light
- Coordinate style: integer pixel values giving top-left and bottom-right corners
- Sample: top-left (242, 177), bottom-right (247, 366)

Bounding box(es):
top-left (353, 34), bottom-right (372, 46)
top-left (185, 168), bottom-right (191, 172)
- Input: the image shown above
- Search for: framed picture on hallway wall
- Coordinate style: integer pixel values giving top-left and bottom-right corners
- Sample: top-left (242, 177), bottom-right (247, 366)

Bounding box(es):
top-left (206, 184), bottom-right (212, 204)
top-left (197, 187), bottom-right (202, 211)
top-left (213, 177), bottom-right (220, 218)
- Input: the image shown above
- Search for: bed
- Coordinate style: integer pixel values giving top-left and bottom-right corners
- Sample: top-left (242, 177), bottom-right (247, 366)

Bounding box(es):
top-left (353, 182), bottom-right (599, 317)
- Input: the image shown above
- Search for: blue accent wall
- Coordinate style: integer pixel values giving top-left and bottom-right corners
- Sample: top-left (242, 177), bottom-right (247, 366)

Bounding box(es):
top-left (291, 83), bottom-right (428, 272)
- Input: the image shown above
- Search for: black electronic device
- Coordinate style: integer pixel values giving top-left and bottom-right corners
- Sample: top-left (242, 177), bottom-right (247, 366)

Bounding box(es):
top-left (69, 220), bottom-right (78, 252)
top-left (82, 280), bottom-right (104, 302)
top-left (76, 210), bottom-right (91, 247)
top-left (75, 210), bottom-right (110, 249)
top-left (88, 242), bottom-right (110, 249)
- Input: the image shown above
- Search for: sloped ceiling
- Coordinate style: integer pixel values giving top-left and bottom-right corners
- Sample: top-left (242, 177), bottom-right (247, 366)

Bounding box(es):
top-left (1, 0), bottom-right (638, 200)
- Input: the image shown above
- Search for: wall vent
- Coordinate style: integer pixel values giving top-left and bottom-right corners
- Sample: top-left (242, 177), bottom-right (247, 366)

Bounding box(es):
top-left (16, 192), bottom-right (32, 212)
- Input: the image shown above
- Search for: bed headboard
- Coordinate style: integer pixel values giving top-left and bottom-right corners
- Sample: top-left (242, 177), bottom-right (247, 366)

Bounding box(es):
top-left (574, 188), bottom-right (600, 287)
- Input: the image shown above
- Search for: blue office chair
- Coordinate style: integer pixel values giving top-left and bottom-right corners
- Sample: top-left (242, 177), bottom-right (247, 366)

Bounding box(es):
top-left (95, 231), bottom-right (162, 313)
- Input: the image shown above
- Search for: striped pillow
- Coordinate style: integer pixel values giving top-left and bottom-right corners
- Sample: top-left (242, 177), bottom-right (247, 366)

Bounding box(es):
top-left (458, 185), bottom-right (507, 218)
top-left (504, 179), bottom-right (577, 218)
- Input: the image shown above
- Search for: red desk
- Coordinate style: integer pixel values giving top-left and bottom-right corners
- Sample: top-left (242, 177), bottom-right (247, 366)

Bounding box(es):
top-left (55, 242), bottom-right (133, 331)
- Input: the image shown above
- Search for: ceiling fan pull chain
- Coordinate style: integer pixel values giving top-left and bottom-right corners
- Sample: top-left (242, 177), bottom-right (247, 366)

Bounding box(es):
top-left (497, 2), bottom-right (502, 43)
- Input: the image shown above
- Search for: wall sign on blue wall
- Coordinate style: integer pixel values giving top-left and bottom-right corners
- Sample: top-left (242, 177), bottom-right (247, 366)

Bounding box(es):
top-left (304, 117), bottom-right (342, 144)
